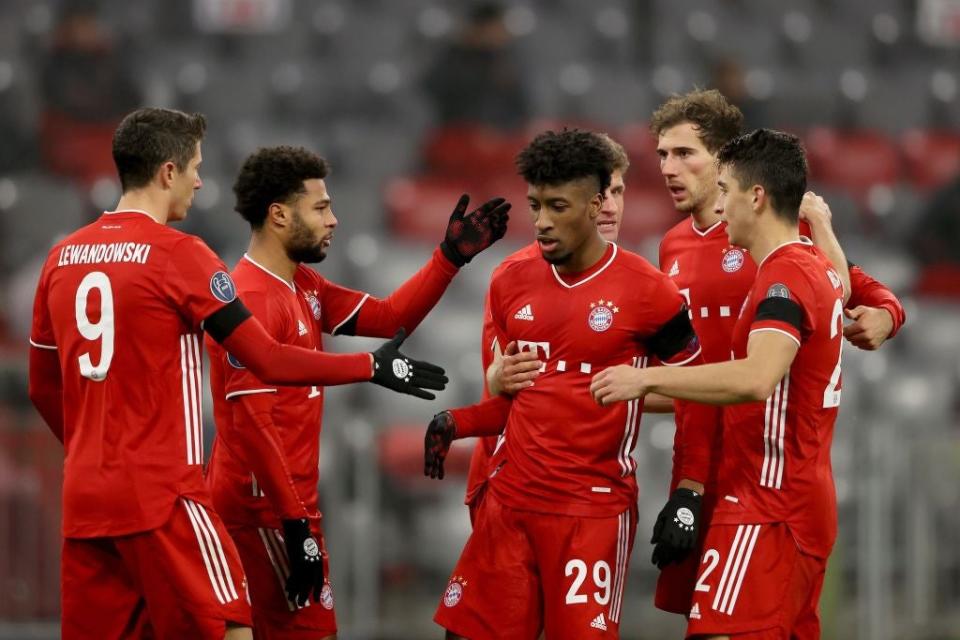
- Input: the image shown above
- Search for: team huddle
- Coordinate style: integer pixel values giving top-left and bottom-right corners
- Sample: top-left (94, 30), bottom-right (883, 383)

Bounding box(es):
top-left (28, 90), bottom-right (904, 640)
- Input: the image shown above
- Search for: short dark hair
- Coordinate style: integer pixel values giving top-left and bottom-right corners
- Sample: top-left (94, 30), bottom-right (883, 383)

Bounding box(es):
top-left (112, 108), bottom-right (207, 192)
top-left (717, 128), bottom-right (808, 222)
top-left (516, 128), bottom-right (615, 195)
top-left (649, 89), bottom-right (743, 154)
top-left (233, 146), bottom-right (330, 229)
top-left (597, 132), bottom-right (630, 174)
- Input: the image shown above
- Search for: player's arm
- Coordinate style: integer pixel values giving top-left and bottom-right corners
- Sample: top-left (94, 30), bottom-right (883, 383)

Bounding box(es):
top-left (209, 304), bottom-right (447, 398)
top-left (28, 347), bottom-right (64, 443)
top-left (641, 394), bottom-right (676, 413)
top-left (800, 192), bottom-right (851, 304)
top-left (842, 263), bottom-right (905, 350)
top-left (333, 195), bottom-right (510, 337)
top-left (486, 339), bottom-right (542, 396)
top-left (424, 395), bottom-right (512, 479)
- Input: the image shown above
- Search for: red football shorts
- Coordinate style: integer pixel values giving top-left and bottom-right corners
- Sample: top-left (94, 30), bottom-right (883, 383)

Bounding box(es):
top-left (434, 493), bottom-right (637, 640)
top-left (227, 525), bottom-right (337, 639)
top-left (61, 497), bottom-right (252, 640)
top-left (656, 493), bottom-right (718, 615)
top-left (685, 522), bottom-right (826, 639)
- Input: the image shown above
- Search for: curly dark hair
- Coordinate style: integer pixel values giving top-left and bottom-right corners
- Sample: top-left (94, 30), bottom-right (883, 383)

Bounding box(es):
top-left (112, 108), bottom-right (207, 192)
top-left (649, 89), bottom-right (744, 153)
top-left (717, 128), bottom-right (807, 222)
top-left (233, 146), bottom-right (330, 229)
top-left (515, 128), bottom-right (615, 195)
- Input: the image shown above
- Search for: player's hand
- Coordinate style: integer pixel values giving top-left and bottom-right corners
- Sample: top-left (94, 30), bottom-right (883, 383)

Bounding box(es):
top-left (371, 329), bottom-right (448, 400)
top-left (650, 488), bottom-right (702, 569)
top-left (281, 518), bottom-right (325, 607)
top-left (424, 411), bottom-right (457, 479)
top-left (798, 191), bottom-right (832, 228)
top-left (590, 365), bottom-right (647, 406)
top-left (843, 305), bottom-right (894, 350)
top-left (439, 194), bottom-right (511, 267)
top-left (495, 341), bottom-right (542, 395)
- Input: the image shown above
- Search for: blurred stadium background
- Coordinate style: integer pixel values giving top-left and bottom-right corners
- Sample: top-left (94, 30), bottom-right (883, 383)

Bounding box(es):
top-left (1, 0), bottom-right (959, 638)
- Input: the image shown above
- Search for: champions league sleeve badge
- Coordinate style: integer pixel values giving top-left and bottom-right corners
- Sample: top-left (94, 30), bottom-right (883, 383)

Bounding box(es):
top-left (588, 298), bottom-right (619, 333)
top-left (210, 271), bottom-right (237, 303)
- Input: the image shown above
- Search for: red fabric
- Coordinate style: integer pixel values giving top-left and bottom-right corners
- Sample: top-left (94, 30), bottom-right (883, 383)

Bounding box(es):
top-left (465, 242), bottom-right (539, 506)
top-left (228, 525), bottom-right (337, 638)
top-left (29, 211), bottom-right (244, 537)
top-left (655, 493), bottom-right (719, 615)
top-left (685, 523), bottom-right (826, 638)
top-left (27, 347), bottom-right (64, 443)
top-left (485, 243), bottom-right (687, 518)
top-left (449, 395), bottom-right (512, 439)
top-left (847, 264), bottom-right (906, 338)
top-left (900, 129), bottom-right (960, 190)
top-left (716, 242), bottom-right (844, 559)
top-left (435, 492), bottom-right (637, 640)
top-left (62, 498), bottom-right (252, 639)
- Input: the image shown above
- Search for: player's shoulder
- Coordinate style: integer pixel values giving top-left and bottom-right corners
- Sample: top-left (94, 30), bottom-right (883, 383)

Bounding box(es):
top-left (662, 217), bottom-right (695, 244)
top-left (294, 263), bottom-right (325, 289)
top-left (491, 242), bottom-right (542, 281)
top-left (613, 243), bottom-right (666, 279)
top-left (760, 241), bottom-right (834, 293)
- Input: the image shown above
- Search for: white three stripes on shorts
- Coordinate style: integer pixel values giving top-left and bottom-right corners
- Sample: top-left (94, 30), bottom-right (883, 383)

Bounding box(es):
top-left (711, 524), bottom-right (761, 616)
top-left (182, 498), bottom-right (240, 605)
top-left (259, 527), bottom-right (310, 611)
top-left (608, 510), bottom-right (630, 624)
top-left (180, 333), bottom-right (204, 465)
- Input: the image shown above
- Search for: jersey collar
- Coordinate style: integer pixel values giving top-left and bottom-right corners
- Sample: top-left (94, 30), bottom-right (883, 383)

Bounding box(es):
top-left (756, 240), bottom-right (805, 270)
top-left (690, 218), bottom-right (724, 237)
top-left (550, 242), bottom-right (618, 289)
top-left (242, 253), bottom-right (296, 292)
top-left (103, 209), bottom-right (159, 222)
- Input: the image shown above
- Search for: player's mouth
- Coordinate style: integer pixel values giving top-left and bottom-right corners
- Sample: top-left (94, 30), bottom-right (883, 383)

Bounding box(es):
top-left (537, 236), bottom-right (559, 252)
top-left (321, 234), bottom-right (333, 248)
top-left (668, 185), bottom-right (687, 202)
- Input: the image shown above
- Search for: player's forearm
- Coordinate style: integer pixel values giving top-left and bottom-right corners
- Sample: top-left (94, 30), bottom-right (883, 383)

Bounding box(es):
top-left (847, 265), bottom-right (905, 337)
top-left (642, 393), bottom-right (675, 413)
top-left (448, 395), bottom-right (511, 438)
top-left (354, 246), bottom-right (459, 338)
top-left (223, 317), bottom-right (372, 385)
top-left (806, 220), bottom-right (851, 304)
top-left (234, 396), bottom-right (311, 521)
top-left (485, 359), bottom-right (504, 396)
top-left (644, 359), bottom-right (773, 405)
top-left (28, 348), bottom-right (65, 443)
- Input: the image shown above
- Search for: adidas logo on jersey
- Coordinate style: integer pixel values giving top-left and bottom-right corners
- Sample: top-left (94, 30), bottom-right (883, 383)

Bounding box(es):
top-left (514, 304), bottom-right (534, 321)
top-left (690, 603), bottom-right (701, 620)
top-left (668, 259), bottom-right (680, 277)
top-left (298, 320), bottom-right (309, 336)
top-left (589, 613), bottom-right (608, 631)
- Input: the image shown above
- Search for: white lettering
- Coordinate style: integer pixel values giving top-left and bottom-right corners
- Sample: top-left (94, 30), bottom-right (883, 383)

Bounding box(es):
top-left (56, 242), bottom-right (153, 268)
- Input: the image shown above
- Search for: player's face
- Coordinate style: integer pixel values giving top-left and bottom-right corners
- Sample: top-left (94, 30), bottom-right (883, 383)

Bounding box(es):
top-left (168, 143), bottom-right (203, 222)
top-left (656, 122), bottom-right (718, 215)
top-left (596, 169), bottom-right (625, 242)
top-left (716, 165), bottom-right (753, 247)
top-left (285, 178), bottom-right (337, 264)
top-left (528, 177), bottom-right (603, 266)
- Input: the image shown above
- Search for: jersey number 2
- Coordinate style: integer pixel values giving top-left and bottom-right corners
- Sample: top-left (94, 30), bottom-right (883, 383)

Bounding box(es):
top-left (75, 271), bottom-right (115, 381)
top-left (822, 298), bottom-right (843, 408)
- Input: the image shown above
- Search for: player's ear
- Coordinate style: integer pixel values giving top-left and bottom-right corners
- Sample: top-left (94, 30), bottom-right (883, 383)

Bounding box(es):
top-left (589, 192), bottom-right (603, 219)
top-left (158, 161), bottom-right (177, 189)
top-left (751, 184), bottom-right (765, 212)
top-left (267, 202), bottom-right (291, 229)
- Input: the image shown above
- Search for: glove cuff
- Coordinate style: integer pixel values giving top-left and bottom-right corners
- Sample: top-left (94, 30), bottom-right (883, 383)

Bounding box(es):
top-left (439, 241), bottom-right (467, 268)
top-left (672, 488), bottom-right (701, 501)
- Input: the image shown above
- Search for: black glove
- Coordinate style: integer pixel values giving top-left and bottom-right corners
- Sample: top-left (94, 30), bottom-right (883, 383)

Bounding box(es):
top-left (424, 411), bottom-right (457, 479)
top-left (650, 488), bottom-right (702, 569)
top-left (371, 329), bottom-right (448, 400)
top-left (281, 518), bottom-right (324, 607)
top-left (439, 194), bottom-right (511, 267)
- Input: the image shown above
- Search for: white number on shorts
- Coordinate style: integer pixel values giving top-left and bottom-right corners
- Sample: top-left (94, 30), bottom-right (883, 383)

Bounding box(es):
top-left (694, 549), bottom-right (721, 593)
top-left (75, 271), bottom-right (115, 381)
top-left (564, 559), bottom-right (612, 606)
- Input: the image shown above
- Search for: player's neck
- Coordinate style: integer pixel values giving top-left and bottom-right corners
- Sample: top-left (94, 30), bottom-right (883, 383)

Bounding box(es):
top-left (746, 218), bottom-right (799, 266)
top-left (114, 192), bottom-right (168, 224)
top-left (247, 234), bottom-right (296, 284)
top-left (558, 235), bottom-right (609, 275)
top-left (690, 206), bottom-right (721, 231)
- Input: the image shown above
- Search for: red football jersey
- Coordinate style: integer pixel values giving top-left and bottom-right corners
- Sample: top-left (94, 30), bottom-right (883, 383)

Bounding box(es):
top-left (712, 241), bottom-right (844, 559)
top-left (30, 210), bottom-right (239, 537)
top-left (464, 242), bottom-right (540, 505)
top-left (207, 256), bottom-right (366, 529)
top-left (486, 243), bottom-right (694, 517)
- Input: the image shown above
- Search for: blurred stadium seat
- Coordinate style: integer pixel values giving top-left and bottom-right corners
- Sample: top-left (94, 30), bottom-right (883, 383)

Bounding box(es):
top-left (900, 129), bottom-right (960, 191)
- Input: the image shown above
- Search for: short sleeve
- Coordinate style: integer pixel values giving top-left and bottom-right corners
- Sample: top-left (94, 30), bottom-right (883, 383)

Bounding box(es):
top-left (638, 272), bottom-right (700, 365)
top-left (223, 290), bottom-right (291, 398)
top-left (750, 262), bottom-right (816, 347)
top-left (162, 236), bottom-right (235, 328)
top-left (486, 269), bottom-right (510, 360)
top-left (312, 273), bottom-right (369, 336)
top-left (29, 260), bottom-right (57, 350)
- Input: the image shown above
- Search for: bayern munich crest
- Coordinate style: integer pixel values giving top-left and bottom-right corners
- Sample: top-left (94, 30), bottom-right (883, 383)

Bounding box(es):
top-left (722, 248), bottom-right (745, 273)
top-left (443, 576), bottom-right (467, 607)
top-left (320, 583), bottom-right (335, 610)
top-left (306, 293), bottom-right (321, 320)
top-left (588, 299), bottom-right (619, 333)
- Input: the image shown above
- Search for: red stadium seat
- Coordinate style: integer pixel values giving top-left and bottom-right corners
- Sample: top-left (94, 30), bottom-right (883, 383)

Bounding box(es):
top-left (618, 185), bottom-right (683, 246)
top-left (900, 129), bottom-right (960, 191)
top-left (804, 128), bottom-right (902, 198)
top-left (378, 424), bottom-right (472, 489)
top-left (384, 176), bottom-right (481, 241)
top-left (616, 123), bottom-right (666, 187)
top-left (422, 125), bottom-right (524, 179)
